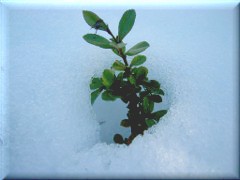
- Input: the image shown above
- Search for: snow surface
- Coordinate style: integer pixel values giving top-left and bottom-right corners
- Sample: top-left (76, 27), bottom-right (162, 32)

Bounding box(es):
top-left (1, 4), bottom-right (239, 179)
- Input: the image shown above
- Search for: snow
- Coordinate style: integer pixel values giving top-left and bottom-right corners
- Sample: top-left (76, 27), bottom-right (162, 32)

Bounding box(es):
top-left (1, 3), bottom-right (239, 179)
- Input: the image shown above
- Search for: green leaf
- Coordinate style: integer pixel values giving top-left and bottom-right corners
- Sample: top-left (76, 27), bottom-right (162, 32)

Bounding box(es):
top-left (122, 46), bottom-right (126, 53)
top-left (149, 80), bottom-right (160, 89)
top-left (149, 100), bottom-right (154, 113)
top-left (154, 89), bottom-right (165, 96)
top-left (117, 72), bottom-right (124, 80)
top-left (145, 119), bottom-right (156, 128)
top-left (136, 66), bottom-right (148, 80)
top-left (110, 42), bottom-right (126, 49)
top-left (143, 96), bottom-right (154, 113)
top-left (113, 134), bottom-right (124, 144)
top-left (83, 34), bottom-right (112, 49)
top-left (151, 110), bottom-right (167, 121)
top-left (112, 60), bottom-right (126, 71)
top-left (101, 90), bottom-right (117, 101)
top-left (112, 46), bottom-right (126, 57)
top-left (82, 10), bottom-right (100, 27)
top-left (112, 49), bottom-right (120, 56)
top-left (120, 119), bottom-right (130, 127)
top-left (132, 67), bottom-right (138, 74)
top-left (82, 10), bottom-right (107, 31)
top-left (143, 80), bottom-right (160, 91)
top-left (102, 69), bottom-right (115, 88)
top-left (90, 77), bottom-right (102, 90)
top-left (125, 41), bottom-right (150, 56)
top-left (91, 89), bottom-right (101, 105)
top-left (130, 55), bottom-right (146, 67)
top-left (148, 95), bottom-right (162, 103)
top-left (140, 91), bottom-right (150, 98)
top-left (128, 75), bottom-right (136, 85)
top-left (118, 9), bottom-right (136, 41)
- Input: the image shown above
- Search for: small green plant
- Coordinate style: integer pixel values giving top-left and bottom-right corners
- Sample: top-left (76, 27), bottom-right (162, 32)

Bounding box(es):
top-left (82, 9), bottom-right (167, 145)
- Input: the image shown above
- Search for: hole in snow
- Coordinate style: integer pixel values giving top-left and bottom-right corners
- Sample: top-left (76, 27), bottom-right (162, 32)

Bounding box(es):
top-left (92, 91), bottom-right (171, 144)
top-left (93, 98), bottom-right (130, 144)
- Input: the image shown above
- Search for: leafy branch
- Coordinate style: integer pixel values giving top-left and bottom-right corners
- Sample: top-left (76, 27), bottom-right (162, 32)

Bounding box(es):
top-left (82, 9), bottom-right (168, 145)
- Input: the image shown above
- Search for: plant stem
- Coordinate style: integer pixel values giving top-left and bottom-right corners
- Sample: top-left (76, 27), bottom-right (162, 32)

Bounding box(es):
top-left (107, 26), bottom-right (142, 144)
top-left (106, 27), bottom-right (117, 42)
top-left (106, 27), bottom-right (129, 66)
top-left (127, 94), bottom-right (140, 135)
top-left (118, 49), bottom-right (128, 66)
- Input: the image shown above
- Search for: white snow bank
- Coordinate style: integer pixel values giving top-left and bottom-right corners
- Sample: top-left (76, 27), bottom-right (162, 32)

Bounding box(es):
top-left (1, 5), bottom-right (238, 179)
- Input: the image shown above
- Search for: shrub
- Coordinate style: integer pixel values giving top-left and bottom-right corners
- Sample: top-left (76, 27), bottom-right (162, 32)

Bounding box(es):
top-left (82, 9), bottom-right (167, 145)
